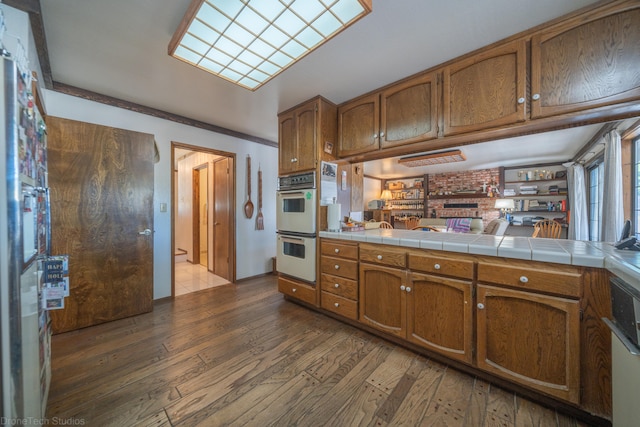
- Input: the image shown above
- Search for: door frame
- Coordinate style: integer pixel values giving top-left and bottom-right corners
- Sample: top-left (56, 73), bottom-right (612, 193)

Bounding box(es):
top-left (191, 164), bottom-right (208, 267)
top-left (171, 142), bottom-right (236, 297)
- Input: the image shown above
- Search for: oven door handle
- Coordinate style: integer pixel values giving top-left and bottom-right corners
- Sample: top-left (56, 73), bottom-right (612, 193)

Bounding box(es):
top-left (279, 235), bottom-right (306, 244)
top-left (278, 191), bottom-right (307, 198)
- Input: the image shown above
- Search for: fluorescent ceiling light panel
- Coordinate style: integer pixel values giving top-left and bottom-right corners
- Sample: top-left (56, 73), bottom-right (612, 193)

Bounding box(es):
top-left (169, 0), bottom-right (372, 90)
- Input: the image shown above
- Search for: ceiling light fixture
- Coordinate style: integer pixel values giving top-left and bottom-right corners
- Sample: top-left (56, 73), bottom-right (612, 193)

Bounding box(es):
top-left (398, 150), bottom-right (467, 167)
top-left (169, 0), bottom-right (372, 91)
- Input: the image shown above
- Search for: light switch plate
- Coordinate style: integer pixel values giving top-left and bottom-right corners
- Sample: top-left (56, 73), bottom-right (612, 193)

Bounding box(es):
top-left (160, 203), bottom-right (167, 212)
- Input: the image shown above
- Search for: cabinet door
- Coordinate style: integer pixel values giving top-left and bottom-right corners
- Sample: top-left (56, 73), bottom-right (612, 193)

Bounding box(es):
top-left (443, 40), bottom-right (526, 136)
top-left (380, 72), bottom-right (438, 148)
top-left (295, 102), bottom-right (317, 172)
top-left (278, 111), bottom-right (297, 175)
top-left (531, 2), bottom-right (640, 119)
top-left (476, 284), bottom-right (580, 404)
top-left (338, 93), bottom-right (380, 157)
top-left (408, 273), bottom-right (473, 364)
top-left (359, 263), bottom-right (406, 338)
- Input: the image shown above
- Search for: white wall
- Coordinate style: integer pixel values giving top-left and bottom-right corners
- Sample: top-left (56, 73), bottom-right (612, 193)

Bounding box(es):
top-left (44, 91), bottom-right (278, 299)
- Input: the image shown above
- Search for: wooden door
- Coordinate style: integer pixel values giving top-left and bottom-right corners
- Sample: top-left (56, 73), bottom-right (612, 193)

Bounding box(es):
top-left (358, 263), bottom-right (406, 338)
top-left (278, 111), bottom-right (296, 175)
top-left (213, 157), bottom-right (231, 280)
top-left (531, 2), bottom-right (640, 119)
top-left (380, 72), bottom-right (439, 148)
top-left (338, 93), bottom-right (380, 157)
top-left (476, 284), bottom-right (580, 403)
top-left (443, 40), bottom-right (527, 136)
top-left (47, 117), bottom-right (154, 333)
top-left (408, 273), bottom-right (473, 364)
top-left (295, 102), bottom-right (317, 172)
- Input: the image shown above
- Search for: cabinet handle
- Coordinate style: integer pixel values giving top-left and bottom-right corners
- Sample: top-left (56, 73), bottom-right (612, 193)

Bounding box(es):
top-left (334, 283), bottom-right (340, 288)
top-left (406, 286), bottom-right (412, 293)
top-left (292, 288), bottom-right (297, 293)
top-left (400, 285), bottom-right (406, 291)
top-left (334, 302), bottom-right (339, 307)
top-left (519, 276), bottom-right (528, 283)
top-left (380, 131), bottom-right (385, 137)
top-left (434, 263), bottom-right (441, 270)
top-left (334, 265), bottom-right (340, 270)
top-left (477, 303), bottom-right (485, 309)
top-left (334, 248), bottom-right (340, 253)
top-left (532, 93), bottom-right (540, 101)
top-left (377, 255), bottom-right (383, 260)
top-left (517, 97), bottom-right (525, 104)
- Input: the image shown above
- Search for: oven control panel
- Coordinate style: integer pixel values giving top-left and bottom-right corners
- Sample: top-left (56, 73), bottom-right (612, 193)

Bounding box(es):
top-left (278, 172), bottom-right (315, 190)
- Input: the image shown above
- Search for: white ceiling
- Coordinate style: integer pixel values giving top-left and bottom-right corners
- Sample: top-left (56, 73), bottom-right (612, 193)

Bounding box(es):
top-left (37, 0), bottom-right (627, 176)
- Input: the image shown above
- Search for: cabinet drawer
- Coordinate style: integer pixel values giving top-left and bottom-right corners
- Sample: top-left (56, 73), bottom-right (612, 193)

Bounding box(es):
top-left (321, 273), bottom-right (358, 300)
top-left (477, 263), bottom-right (581, 298)
top-left (278, 276), bottom-right (317, 305)
top-left (321, 240), bottom-right (358, 260)
top-left (321, 257), bottom-right (358, 280)
top-left (321, 291), bottom-right (358, 320)
top-left (359, 244), bottom-right (406, 267)
top-left (408, 253), bottom-right (474, 280)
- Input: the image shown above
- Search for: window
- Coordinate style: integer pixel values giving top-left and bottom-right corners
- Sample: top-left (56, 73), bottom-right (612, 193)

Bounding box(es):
top-left (633, 136), bottom-right (640, 238)
top-left (588, 160), bottom-right (604, 241)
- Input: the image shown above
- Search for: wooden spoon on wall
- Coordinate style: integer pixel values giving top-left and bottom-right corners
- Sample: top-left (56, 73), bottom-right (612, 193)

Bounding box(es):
top-left (244, 155), bottom-right (254, 218)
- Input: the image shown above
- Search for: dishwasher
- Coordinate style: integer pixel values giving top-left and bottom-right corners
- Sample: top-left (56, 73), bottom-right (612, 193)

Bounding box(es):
top-left (603, 276), bottom-right (640, 426)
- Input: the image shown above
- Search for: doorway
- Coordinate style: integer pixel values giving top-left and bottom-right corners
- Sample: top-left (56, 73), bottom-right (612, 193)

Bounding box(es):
top-left (172, 143), bottom-right (235, 296)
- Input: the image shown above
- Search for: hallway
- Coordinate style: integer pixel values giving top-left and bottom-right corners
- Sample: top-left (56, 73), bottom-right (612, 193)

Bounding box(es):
top-left (174, 261), bottom-right (230, 296)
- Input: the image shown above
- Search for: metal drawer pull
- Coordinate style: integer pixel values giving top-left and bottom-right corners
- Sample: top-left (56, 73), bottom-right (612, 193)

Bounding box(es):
top-left (477, 303), bottom-right (485, 309)
top-left (434, 263), bottom-right (441, 270)
top-left (334, 283), bottom-right (340, 288)
top-left (335, 248), bottom-right (340, 253)
top-left (334, 265), bottom-right (340, 270)
top-left (292, 288), bottom-right (297, 293)
top-left (377, 255), bottom-right (383, 260)
top-left (334, 302), bottom-right (339, 307)
top-left (406, 287), bottom-right (411, 293)
top-left (520, 276), bottom-right (528, 283)
top-left (400, 285), bottom-right (406, 291)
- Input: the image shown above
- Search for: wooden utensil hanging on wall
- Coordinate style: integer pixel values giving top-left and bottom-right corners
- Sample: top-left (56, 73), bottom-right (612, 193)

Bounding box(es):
top-left (244, 155), bottom-right (254, 219)
top-left (256, 166), bottom-right (264, 230)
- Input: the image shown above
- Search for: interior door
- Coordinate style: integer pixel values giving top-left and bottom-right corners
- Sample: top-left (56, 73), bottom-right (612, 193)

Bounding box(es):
top-left (213, 157), bottom-right (231, 280)
top-left (47, 117), bottom-right (154, 333)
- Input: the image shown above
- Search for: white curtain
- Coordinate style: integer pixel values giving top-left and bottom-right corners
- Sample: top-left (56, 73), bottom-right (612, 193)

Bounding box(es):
top-left (601, 130), bottom-right (624, 242)
top-left (566, 162), bottom-right (589, 241)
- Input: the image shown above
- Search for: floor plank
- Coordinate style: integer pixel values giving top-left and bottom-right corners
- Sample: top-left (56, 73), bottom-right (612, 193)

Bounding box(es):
top-left (45, 275), bottom-right (596, 427)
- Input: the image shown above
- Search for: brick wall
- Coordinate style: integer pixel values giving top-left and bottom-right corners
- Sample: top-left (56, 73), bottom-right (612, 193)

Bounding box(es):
top-left (427, 168), bottom-right (501, 226)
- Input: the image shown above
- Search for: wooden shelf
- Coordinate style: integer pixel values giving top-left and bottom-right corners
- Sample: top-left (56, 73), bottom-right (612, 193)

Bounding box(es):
top-left (504, 178), bottom-right (566, 184)
top-left (428, 193), bottom-right (488, 200)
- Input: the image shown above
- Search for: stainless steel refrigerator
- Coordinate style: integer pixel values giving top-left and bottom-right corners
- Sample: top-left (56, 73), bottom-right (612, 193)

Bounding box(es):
top-left (0, 56), bottom-right (52, 421)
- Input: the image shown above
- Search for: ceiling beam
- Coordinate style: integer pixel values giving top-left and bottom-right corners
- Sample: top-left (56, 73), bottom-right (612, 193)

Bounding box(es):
top-left (52, 82), bottom-right (278, 148)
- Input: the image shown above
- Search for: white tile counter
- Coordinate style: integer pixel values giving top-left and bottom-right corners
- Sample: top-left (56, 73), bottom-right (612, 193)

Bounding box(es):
top-left (319, 229), bottom-right (640, 287)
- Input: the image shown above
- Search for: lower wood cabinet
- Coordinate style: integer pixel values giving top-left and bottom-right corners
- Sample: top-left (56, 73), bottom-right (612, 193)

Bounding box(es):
top-left (476, 284), bottom-right (581, 404)
top-left (359, 263), bottom-right (407, 338)
top-left (408, 272), bottom-right (473, 364)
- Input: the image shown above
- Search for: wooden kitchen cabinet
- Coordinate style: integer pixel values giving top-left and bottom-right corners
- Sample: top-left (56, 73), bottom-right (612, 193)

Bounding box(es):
top-left (278, 276), bottom-right (317, 305)
top-left (320, 240), bottom-right (359, 320)
top-left (531, 1), bottom-right (640, 119)
top-left (408, 272), bottom-right (473, 364)
top-left (476, 284), bottom-right (580, 404)
top-left (338, 72), bottom-right (438, 157)
top-left (443, 40), bottom-right (527, 136)
top-left (359, 262), bottom-right (407, 338)
top-left (278, 96), bottom-right (337, 175)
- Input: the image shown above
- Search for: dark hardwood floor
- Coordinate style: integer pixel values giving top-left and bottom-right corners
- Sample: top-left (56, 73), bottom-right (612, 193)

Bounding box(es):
top-left (46, 275), bottom-right (590, 426)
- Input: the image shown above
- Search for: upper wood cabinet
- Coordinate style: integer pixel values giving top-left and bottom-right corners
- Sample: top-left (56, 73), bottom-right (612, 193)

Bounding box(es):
top-left (380, 72), bottom-right (439, 148)
top-left (531, 1), bottom-right (640, 119)
top-left (278, 97), bottom-right (337, 175)
top-left (338, 72), bottom-right (438, 157)
top-left (443, 40), bottom-right (527, 136)
top-left (338, 93), bottom-right (379, 157)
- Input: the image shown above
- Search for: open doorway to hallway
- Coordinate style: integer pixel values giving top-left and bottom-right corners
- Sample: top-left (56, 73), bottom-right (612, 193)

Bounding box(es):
top-left (172, 143), bottom-right (236, 296)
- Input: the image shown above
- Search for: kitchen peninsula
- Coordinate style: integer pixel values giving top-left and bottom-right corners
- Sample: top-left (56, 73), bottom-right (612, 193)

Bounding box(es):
top-left (278, 228), bottom-right (627, 425)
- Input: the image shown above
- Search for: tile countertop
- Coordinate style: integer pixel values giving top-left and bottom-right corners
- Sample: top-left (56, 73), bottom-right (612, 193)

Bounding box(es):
top-left (319, 229), bottom-right (640, 291)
